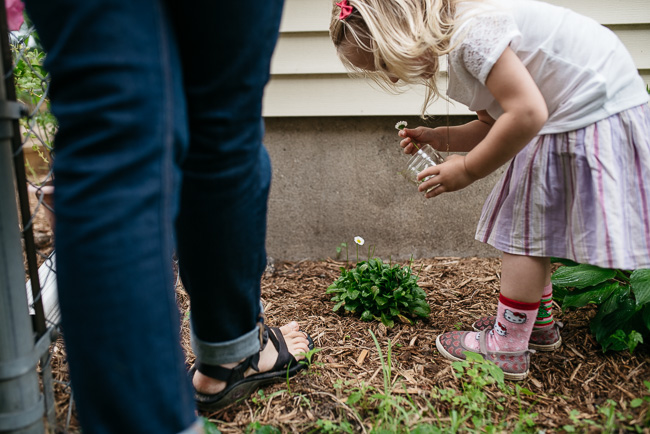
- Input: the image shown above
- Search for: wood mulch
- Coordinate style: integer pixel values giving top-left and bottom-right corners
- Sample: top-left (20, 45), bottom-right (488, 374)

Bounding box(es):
top-left (186, 258), bottom-right (649, 433)
top-left (25, 200), bottom-right (650, 432)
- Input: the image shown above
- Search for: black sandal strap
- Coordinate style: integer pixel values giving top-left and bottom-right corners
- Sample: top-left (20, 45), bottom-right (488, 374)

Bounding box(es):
top-left (268, 326), bottom-right (298, 371)
top-left (249, 324), bottom-right (269, 372)
top-left (196, 355), bottom-right (252, 383)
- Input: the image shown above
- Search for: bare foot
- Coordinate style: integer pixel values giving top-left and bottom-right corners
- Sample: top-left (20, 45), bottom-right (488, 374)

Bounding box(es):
top-left (193, 322), bottom-right (310, 395)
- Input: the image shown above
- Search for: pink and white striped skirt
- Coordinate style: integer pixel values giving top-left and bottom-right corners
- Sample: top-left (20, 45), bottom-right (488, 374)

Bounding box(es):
top-left (476, 103), bottom-right (650, 270)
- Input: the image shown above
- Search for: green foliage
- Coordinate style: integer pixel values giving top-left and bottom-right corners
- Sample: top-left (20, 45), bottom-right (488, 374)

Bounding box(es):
top-left (551, 260), bottom-right (650, 352)
top-left (10, 28), bottom-right (57, 184)
top-left (335, 242), bottom-right (348, 261)
top-left (245, 422), bottom-right (281, 434)
top-left (327, 257), bottom-right (430, 327)
top-left (431, 352), bottom-right (538, 433)
top-left (202, 418), bottom-right (221, 434)
top-left (563, 391), bottom-right (650, 433)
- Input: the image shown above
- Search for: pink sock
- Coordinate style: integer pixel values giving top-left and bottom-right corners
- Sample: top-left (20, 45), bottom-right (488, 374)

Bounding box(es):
top-left (464, 293), bottom-right (540, 352)
top-left (534, 282), bottom-right (554, 329)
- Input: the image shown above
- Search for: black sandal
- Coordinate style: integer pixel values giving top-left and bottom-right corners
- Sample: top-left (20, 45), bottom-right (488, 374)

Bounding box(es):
top-left (191, 324), bottom-right (314, 411)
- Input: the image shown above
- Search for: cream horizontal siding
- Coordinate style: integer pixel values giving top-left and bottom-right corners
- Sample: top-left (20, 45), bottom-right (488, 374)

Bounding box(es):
top-left (264, 0), bottom-right (650, 117)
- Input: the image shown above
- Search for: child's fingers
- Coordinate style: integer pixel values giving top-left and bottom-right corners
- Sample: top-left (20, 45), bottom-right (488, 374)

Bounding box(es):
top-left (424, 184), bottom-right (445, 198)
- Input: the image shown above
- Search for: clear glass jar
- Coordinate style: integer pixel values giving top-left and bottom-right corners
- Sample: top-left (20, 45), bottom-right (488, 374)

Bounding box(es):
top-left (400, 144), bottom-right (444, 188)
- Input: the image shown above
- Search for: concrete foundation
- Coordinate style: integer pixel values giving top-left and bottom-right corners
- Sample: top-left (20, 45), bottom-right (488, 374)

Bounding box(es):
top-left (264, 115), bottom-right (503, 261)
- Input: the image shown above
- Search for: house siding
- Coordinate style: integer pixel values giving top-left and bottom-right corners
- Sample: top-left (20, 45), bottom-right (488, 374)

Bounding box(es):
top-left (264, 0), bottom-right (650, 117)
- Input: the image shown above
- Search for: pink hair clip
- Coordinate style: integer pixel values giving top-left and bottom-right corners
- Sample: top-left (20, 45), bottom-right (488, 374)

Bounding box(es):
top-left (336, 0), bottom-right (354, 20)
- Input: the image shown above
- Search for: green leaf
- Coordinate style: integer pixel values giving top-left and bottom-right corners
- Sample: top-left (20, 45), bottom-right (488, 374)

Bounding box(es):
top-left (202, 417), bottom-right (222, 434)
top-left (590, 287), bottom-right (640, 351)
top-left (361, 310), bottom-right (373, 321)
top-left (412, 306), bottom-right (430, 318)
top-left (380, 314), bottom-right (395, 328)
top-left (348, 290), bottom-right (360, 300)
top-left (630, 269), bottom-right (650, 306)
top-left (630, 398), bottom-right (644, 408)
top-left (642, 305), bottom-right (650, 331)
top-left (561, 281), bottom-right (619, 309)
top-left (346, 391), bottom-right (363, 405)
top-left (552, 264), bottom-right (617, 289)
top-left (375, 296), bottom-right (388, 306)
top-left (333, 301), bottom-right (344, 312)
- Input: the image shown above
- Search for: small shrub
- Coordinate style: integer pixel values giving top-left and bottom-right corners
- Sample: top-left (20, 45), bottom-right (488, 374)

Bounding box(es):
top-left (327, 257), bottom-right (430, 327)
top-left (551, 259), bottom-right (650, 352)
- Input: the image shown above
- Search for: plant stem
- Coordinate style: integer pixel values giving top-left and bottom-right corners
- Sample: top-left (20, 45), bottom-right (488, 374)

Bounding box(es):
top-left (615, 269), bottom-right (630, 283)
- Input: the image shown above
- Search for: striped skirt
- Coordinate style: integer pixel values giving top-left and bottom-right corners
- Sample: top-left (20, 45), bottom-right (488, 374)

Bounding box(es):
top-left (476, 103), bottom-right (650, 270)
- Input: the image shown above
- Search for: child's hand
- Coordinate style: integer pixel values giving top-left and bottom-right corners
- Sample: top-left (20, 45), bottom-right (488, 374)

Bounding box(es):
top-left (417, 154), bottom-right (477, 198)
top-left (398, 126), bottom-right (439, 155)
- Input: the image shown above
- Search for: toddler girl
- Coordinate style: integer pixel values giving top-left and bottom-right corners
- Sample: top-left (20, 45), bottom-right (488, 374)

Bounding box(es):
top-left (330, 0), bottom-right (650, 380)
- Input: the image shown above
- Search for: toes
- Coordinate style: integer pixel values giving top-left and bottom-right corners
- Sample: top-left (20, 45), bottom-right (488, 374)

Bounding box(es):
top-left (279, 321), bottom-right (300, 334)
top-left (283, 330), bottom-right (311, 359)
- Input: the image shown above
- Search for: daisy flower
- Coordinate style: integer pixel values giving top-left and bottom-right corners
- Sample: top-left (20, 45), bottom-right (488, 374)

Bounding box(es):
top-left (395, 120), bottom-right (420, 150)
top-left (354, 236), bottom-right (365, 246)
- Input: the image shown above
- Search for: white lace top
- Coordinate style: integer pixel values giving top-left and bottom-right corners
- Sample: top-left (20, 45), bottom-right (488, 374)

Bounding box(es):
top-left (446, 0), bottom-right (648, 134)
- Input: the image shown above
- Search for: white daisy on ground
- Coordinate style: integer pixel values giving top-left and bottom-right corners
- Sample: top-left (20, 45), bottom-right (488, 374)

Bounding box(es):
top-left (354, 236), bottom-right (365, 246)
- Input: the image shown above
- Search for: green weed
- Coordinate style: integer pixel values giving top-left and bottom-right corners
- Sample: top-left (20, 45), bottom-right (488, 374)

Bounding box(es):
top-left (327, 257), bottom-right (430, 327)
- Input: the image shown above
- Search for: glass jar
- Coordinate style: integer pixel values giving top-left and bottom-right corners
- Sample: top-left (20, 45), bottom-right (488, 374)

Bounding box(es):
top-left (400, 144), bottom-right (444, 188)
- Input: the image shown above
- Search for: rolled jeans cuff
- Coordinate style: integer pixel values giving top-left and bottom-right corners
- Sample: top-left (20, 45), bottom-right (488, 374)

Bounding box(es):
top-left (191, 324), bottom-right (261, 366)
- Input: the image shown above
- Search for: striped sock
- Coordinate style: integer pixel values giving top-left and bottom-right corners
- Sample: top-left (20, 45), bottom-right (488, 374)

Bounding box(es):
top-left (534, 282), bottom-right (554, 329)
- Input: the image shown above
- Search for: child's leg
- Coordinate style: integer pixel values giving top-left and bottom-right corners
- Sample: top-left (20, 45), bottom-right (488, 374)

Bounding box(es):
top-left (472, 256), bottom-right (562, 350)
top-left (500, 253), bottom-right (548, 303)
top-left (472, 253), bottom-right (547, 352)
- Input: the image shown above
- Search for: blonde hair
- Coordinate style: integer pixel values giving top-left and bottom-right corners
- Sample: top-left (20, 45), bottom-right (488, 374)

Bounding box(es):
top-left (330, 0), bottom-right (478, 116)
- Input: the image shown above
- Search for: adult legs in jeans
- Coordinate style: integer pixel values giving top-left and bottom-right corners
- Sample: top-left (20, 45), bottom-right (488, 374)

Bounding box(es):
top-left (24, 0), bottom-right (307, 431)
top-left (168, 0), bottom-right (310, 396)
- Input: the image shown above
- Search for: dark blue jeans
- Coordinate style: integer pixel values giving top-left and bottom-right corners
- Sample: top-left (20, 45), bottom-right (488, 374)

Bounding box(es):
top-left (23, 0), bottom-right (283, 432)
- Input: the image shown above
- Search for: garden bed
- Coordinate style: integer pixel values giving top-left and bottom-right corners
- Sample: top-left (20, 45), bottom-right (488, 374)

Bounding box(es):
top-left (45, 253), bottom-right (650, 432)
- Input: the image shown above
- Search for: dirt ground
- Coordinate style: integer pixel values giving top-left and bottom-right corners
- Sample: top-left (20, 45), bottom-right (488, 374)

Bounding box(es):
top-left (25, 198), bottom-right (650, 433)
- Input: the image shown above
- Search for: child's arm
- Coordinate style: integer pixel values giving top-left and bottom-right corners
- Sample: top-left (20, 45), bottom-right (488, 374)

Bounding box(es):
top-left (399, 111), bottom-right (495, 154)
top-left (418, 47), bottom-right (548, 197)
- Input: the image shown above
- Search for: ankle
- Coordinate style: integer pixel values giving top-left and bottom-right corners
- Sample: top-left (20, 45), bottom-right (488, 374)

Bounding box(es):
top-left (193, 369), bottom-right (226, 395)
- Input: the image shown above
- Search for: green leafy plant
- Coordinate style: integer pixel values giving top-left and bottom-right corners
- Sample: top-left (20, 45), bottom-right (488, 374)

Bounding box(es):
top-left (326, 241), bottom-right (430, 327)
top-left (551, 259), bottom-right (650, 352)
top-left (11, 28), bottom-right (57, 184)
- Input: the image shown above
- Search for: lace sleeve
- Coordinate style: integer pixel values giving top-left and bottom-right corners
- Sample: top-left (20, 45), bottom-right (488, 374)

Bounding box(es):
top-left (454, 12), bottom-right (520, 84)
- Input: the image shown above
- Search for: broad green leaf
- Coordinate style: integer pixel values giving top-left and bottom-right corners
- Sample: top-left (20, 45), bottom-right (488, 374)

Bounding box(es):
top-left (375, 296), bottom-right (388, 306)
top-left (630, 269), bottom-right (650, 306)
top-left (591, 288), bottom-right (639, 351)
top-left (380, 314), bottom-right (395, 328)
top-left (561, 281), bottom-right (619, 309)
top-left (332, 301), bottom-right (344, 312)
top-left (552, 264), bottom-right (616, 289)
top-left (361, 310), bottom-right (373, 321)
top-left (412, 306), bottom-right (430, 317)
top-left (348, 290), bottom-right (360, 300)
